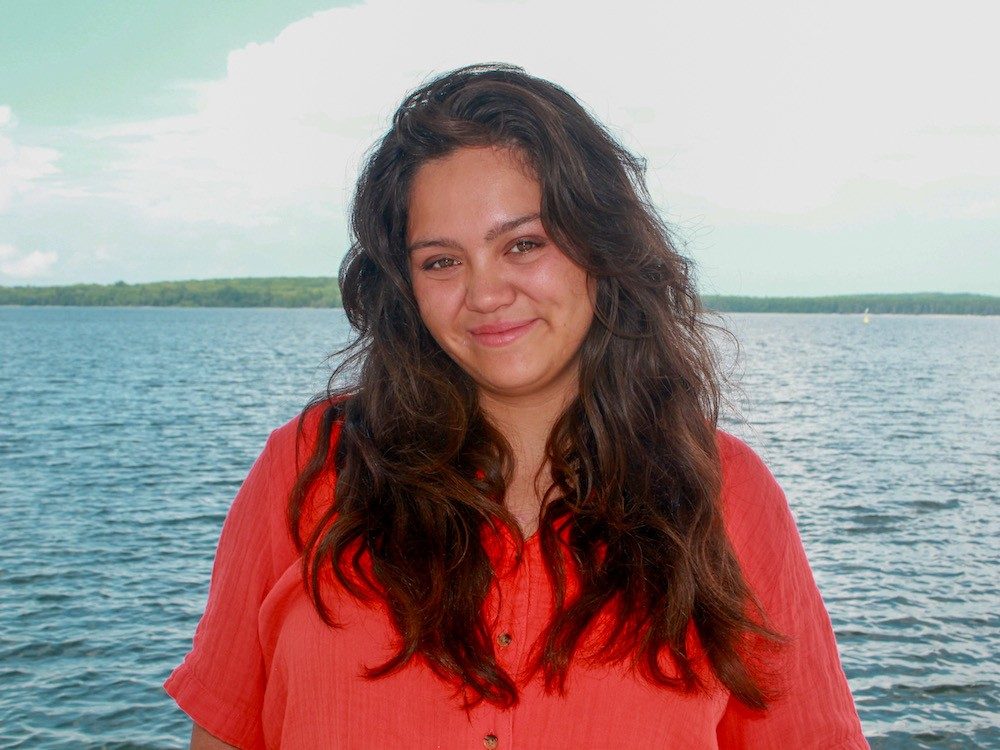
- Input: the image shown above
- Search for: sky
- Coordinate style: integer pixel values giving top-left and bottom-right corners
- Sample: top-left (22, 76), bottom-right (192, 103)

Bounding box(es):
top-left (1, 0), bottom-right (997, 296)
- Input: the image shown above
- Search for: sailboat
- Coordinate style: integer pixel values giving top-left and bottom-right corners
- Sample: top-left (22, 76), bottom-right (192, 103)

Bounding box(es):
top-left (862, 307), bottom-right (871, 324)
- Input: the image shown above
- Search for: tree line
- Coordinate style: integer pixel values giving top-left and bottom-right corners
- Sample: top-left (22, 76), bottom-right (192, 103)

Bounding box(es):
top-left (701, 292), bottom-right (998, 315)
top-left (0, 277), bottom-right (341, 308)
top-left (0, 278), bottom-right (996, 315)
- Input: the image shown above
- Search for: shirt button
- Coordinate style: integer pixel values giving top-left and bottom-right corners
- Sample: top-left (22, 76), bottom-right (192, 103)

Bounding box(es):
top-left (497, 632), bottom-right (512, 647)
top-left (484, 734), bottom-right (499, 749)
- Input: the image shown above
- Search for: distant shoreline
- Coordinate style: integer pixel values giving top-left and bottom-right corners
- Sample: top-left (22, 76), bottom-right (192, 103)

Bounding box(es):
top-left (0, 277), bottom-right (997, 315)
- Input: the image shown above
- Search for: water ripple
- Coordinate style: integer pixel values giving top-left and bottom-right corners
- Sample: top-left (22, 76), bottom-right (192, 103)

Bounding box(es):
top-left (1, 307), bottom-right (997, 747)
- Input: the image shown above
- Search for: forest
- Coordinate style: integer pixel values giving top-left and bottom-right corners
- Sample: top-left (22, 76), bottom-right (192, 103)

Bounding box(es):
top-left (0, 277), bottom-right (341, 308)
top-left (1, 278), bottom-right (997, 315)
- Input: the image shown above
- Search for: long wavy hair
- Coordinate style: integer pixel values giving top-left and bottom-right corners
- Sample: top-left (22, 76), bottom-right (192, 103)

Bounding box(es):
top-left (288, 62), bottom-right (782, 710)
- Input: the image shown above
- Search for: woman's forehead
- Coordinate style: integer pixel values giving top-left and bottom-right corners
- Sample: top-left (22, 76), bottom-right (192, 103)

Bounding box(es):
top-left (405, 147), bottom-right (543, 239)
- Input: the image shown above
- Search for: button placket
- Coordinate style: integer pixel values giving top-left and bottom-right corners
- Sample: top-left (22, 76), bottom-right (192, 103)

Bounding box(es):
top-left (493, 531), bottom-right (524, 672)
top-left (510, 539), bottom-right (533, 677)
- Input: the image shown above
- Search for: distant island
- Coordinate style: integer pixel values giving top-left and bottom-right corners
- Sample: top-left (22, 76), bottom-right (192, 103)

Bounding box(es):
top-left (0, 277), bottom-right (997, 315)
top-left (702, 293), bottom-right (998, 315)
top-left (0, 277), bottom-right (342, 308)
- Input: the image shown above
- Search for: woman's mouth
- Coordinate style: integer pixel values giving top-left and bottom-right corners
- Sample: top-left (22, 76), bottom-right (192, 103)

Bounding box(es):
top-left (468, 319), bottom-right (539, 347)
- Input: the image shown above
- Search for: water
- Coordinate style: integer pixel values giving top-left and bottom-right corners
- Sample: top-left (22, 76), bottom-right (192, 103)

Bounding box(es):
top-left (0, 307), bottom-right (997, 748)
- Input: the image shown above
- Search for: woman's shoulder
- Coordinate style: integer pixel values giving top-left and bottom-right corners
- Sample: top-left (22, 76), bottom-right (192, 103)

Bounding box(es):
top-left (713, 428), bottom-right (798, 569)
top-left (260, 396), bottom-right (347, 540)
top-left (265, 396), bottom-right (346, 470)
top-left (713, 428), bottom-right (780, 494)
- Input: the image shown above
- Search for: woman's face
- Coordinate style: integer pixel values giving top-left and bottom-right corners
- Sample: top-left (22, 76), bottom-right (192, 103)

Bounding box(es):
top-left (406, 145), bottom-right (596, 404)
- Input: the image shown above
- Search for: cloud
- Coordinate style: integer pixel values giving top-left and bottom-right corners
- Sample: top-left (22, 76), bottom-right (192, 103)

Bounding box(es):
top-left (2, 0), bottom-right (996, 292)
top-left (0, 106), bottom-right (61, 212)
top-left (0, 244), bottom-right (58, 278)
top-left (78, 0), bottom-right (997, 233)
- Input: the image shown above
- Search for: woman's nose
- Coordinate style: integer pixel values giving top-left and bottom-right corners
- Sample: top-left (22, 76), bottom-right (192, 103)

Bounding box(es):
top-left (464, 258), bottom-right (515, 313)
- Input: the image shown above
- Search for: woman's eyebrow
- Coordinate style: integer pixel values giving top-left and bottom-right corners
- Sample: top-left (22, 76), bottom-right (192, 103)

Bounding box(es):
top-left (407, 212), bottom-right (541, 254)
top-left (483, 212), bottom-right (541, 242)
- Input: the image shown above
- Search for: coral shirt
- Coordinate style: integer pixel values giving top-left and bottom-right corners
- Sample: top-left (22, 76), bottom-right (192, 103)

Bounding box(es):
top-left (164, 406), bottom-right (868, 749)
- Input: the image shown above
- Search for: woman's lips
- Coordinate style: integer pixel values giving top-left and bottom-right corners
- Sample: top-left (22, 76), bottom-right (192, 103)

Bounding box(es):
top-left (469, 319), bottom-right (539, 347)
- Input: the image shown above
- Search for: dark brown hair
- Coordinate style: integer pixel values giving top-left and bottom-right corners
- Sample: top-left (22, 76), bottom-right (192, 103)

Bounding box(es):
top-left (289, 62), bottom-right (782, 710)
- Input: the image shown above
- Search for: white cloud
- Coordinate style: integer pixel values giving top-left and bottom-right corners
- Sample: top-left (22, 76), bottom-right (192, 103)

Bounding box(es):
top-left (1, 0), bottom-right (995, 292)
top-left (0, 106), bottom-right (61, 212)
top-left (80, 0), bottom-right (998, 233)
top-left (0, 244), bottom-right (58, 278)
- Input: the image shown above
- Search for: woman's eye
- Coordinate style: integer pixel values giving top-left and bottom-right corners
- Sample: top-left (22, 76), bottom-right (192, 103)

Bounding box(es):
top-left (511, 239), bottom-right (541, 254)
top-left (422, 256), bottom-right (457, 271)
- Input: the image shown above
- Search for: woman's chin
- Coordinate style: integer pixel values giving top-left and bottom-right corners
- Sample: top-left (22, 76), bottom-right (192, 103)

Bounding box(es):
top-left (473, 372), bottom-right (578, 404)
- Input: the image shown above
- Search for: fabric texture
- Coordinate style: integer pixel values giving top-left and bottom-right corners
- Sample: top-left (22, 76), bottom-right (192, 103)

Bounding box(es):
top-left (164, 405), bottom-right (869, 749)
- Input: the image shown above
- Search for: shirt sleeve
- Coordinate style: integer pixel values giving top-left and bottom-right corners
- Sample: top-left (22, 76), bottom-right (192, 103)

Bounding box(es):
top-left (163, 430), bottom-right (285, 750)
top-left (715, 433), bottom-right (869, 749)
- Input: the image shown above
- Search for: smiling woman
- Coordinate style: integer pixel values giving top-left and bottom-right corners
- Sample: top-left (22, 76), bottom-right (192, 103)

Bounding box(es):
top-left (164, 63), bottom-right (868, 749)
top-left (407, 146), bottom-right (596, 411)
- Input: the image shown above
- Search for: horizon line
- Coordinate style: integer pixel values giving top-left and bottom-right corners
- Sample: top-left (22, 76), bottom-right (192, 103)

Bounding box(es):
top-left (0, 276), bottom-right (996, 300)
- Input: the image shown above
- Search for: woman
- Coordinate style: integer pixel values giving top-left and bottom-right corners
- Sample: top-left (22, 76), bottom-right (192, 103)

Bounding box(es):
top-left (165, 63), bottom-right (868, 748)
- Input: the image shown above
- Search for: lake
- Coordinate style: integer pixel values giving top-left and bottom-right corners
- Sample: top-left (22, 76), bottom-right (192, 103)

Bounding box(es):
top-left (0, 306), bottom-right (996, 748)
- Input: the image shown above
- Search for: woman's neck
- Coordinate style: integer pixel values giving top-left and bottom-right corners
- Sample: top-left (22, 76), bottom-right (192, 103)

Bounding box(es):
top-left (478, 387), bottom-right (576, 534)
